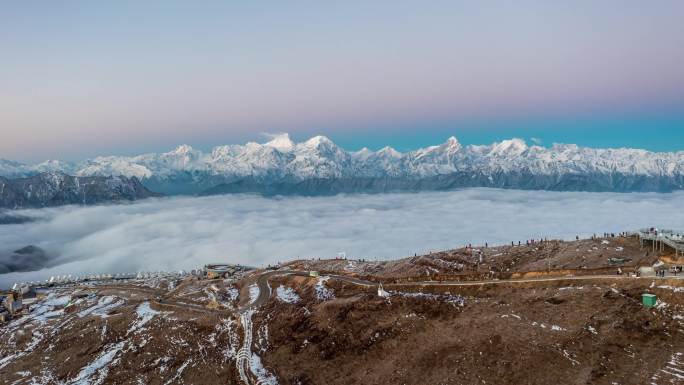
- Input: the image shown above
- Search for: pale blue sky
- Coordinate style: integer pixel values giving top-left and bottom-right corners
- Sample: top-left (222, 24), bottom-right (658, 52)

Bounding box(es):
top-left (1, 1), bottom-right (683, 161)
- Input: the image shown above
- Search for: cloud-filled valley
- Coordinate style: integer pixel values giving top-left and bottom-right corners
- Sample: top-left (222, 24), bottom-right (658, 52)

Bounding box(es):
top-left (1, 188), bottom-right (684, 287)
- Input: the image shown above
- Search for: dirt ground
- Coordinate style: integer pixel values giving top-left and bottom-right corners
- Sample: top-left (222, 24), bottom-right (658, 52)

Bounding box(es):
top-left (1, 236), bottom-right (683, 385)
top-left (287, 236), bottom-right (661, 280)
top-left (259, 276), bottom-right (684, 385)
top-left (0, 279), bottom-right (247, 384)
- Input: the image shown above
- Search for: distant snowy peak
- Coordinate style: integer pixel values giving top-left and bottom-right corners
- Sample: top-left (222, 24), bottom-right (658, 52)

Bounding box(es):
top-left (2, 135), bottom-right (684, 193)
top-left (264, 133), bottom-right (295, 152)
top-left (489, 138), bottom-right (528, 156)
top-left (377, 146), bottom-right (402, 158)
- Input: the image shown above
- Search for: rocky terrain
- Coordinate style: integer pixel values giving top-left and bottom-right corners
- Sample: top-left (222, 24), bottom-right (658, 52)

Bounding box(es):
top-left (0, 172), bottom-right (160, 209)
top-left (2, 134), bottom-right (684, 195)
top-left (1, 236), bottom-right (683, 385)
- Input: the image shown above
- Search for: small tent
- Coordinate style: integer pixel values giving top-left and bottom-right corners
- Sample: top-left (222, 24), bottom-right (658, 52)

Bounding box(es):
top-left (377, 283), bottom-right (390, 298)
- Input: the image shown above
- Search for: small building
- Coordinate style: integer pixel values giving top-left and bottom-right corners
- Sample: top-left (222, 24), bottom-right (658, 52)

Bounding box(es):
top-left (205, 264), bottom-right (232, 279)
top-left (642, 293), bottom-right (657, 308)
top-left (11, 283), bottom-right (30, 295)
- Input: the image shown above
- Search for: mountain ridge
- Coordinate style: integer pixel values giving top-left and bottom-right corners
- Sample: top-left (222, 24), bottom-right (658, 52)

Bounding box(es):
top-left (2, 134), bottom-right (684, 194)
top-left (0, 172), bottom-right (160, 209)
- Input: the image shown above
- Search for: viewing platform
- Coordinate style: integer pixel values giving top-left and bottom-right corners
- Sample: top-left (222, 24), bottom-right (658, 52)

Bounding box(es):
top-left (635, 228), bottom-right (684, 257)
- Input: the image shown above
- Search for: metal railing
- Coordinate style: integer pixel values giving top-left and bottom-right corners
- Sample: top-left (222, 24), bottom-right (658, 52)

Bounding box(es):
top-left (636, 228), bottom-right (684, 255)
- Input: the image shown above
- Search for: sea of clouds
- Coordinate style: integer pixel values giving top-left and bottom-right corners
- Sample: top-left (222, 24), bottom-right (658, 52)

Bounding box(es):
top-left (1, 188), bottom-right (684, 287)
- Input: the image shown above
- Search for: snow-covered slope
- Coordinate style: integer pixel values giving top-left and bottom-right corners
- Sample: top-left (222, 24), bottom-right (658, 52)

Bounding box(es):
top-left (2, 134), bottom-right (684, 194)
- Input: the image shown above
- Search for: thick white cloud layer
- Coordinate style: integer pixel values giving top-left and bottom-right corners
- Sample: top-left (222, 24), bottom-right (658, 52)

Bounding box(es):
top-left (2, 189), bottom-right (684, 287)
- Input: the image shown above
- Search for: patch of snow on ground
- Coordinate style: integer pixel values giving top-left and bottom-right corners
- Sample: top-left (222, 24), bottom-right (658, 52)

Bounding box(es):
top-left (163, 361), bottom-right (190, 385)
top-left (69, 301), bottom-right (165, 384)
top-left (78, 296), bottom-right (124, 318)
top-left (558, 286), bottom-right (583, 291)
top-left (249, 353), bottom-right (279, 385)
top-left (314, 277), bottom-right (335, 300)
top-left (24, 369), bottom-right (59, 385)
top-left (43, 294), bottom-right (71, 307)
top-left (15, 294), bottom-right (73, 325)
top-left (248, 284), bottom-right (260, 304)
top-left (70, 341), bottom-right (125, 385)
top-left (256, 321), bottom-right (270, 354)
top-left (276, 286), bottom-right (300, 304)
top-left (657, 285), bottom-right (684, 293)
top-left (30, 307), bottom-right (64, 323)
top-left (562, 349), bottom-right (580, 366)
top-left (127, 302), bottom-right (160, 334)
top-left (0, 352), bottom-right (19, 370)
top-left (213, 318), bottom-right (239, 359)
top-left (226, 287), bottom-right (239, 302)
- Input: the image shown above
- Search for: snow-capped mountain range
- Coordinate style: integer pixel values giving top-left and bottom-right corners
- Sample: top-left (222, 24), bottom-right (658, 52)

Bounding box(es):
top-left (2, 134), bottom-right (683, 195)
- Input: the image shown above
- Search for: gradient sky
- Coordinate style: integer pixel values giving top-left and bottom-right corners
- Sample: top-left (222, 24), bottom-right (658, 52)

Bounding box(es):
top-left (2, 1), bottom-right (684, 162)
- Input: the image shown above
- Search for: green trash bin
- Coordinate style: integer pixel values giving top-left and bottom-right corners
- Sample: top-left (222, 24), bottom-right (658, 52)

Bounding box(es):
top-left (642, 293), bottom-right (657, 307)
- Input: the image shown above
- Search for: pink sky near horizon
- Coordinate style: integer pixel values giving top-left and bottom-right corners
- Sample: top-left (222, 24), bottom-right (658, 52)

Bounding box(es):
top-left (1, 1), bottom-right (683, 161)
